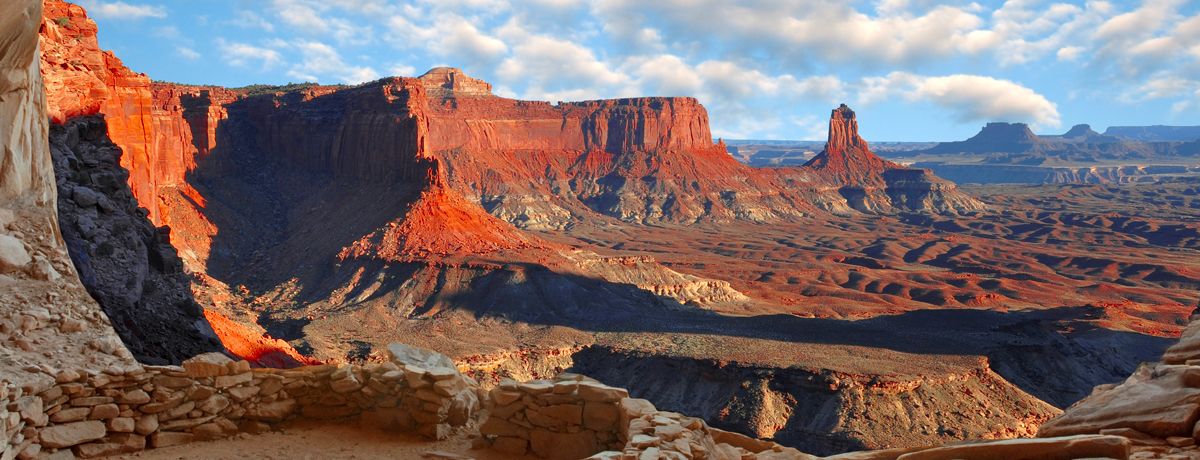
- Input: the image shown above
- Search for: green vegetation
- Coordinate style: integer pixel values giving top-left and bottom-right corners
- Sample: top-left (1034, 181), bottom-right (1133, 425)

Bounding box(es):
top-left (54, 17), bottom-right (71, 28)
top-left (231, 82), bottom-right (343, 97)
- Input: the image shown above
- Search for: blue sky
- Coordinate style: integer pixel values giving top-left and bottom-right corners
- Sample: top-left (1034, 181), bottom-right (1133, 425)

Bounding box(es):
top-left (78, 0), bottom-right (1200, 141)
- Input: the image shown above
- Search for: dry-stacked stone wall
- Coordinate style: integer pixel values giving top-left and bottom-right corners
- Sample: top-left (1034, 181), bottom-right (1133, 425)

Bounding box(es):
top-left (481, 373), bottom-right (629, 458)
top-left (0, 343), bottom-right (480, 459)
top-left (480, 373), bottom-right (812, 460)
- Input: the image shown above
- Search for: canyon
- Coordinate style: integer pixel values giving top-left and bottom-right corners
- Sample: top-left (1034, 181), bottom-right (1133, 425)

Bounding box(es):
top-left (2, 0), bottom-right (1199, 459)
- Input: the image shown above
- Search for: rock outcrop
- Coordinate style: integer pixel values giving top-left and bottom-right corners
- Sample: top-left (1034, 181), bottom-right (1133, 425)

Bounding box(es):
top-left (51, 116), bottom-right (224, 364)
top-left (1104, 125), bottom-right (1200, 142)
top-left (918, 121), bottom-right (1199, 167)
top-left (1037, 319), bottom-right (1200, 448)
top-left (1, 0), bottom-right (137, 395)
top-left (801, 104), bottom-right (983, 214)
top-left (40, 0), bottom-right (200, 225)
top-left (1, 0), bottom-right (53, 203)
top-left (924, 122), bottom-right (1044, 155)
top-left (803, 104), bottom-right (899, 184)
top-left (418, 66), bottom-right (493, 97)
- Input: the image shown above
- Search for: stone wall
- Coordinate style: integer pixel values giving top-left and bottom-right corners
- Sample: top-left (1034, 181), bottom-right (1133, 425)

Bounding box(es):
top-left (479, 373), bottom-right (812, 460)
top-left (0, 343), bottom-right (480, 459)
top-left (481, 373), bottom-right (628, 458)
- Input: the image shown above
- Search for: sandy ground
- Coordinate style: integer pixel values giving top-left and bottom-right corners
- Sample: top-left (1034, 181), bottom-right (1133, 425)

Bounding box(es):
top-left (112, 421), bottom-right (534, 460)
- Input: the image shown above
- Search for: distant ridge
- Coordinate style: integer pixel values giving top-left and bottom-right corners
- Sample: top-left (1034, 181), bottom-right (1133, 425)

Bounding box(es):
top-left (1103, 125), bottom-right (1200, 142)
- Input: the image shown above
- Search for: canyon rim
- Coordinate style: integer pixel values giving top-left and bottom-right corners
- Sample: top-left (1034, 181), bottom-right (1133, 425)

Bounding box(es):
top-left (3, 0), bottom-right (1200, 459)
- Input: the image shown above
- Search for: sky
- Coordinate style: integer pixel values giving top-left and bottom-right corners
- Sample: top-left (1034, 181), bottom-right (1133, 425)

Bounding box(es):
top-left (77, 0), bottom-right (1200, 141)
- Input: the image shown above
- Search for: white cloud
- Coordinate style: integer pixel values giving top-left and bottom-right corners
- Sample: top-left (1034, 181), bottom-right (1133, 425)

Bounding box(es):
top-left (227, 11), bottom-right (275, 32)
top-left (389, 64), bottom-right (418, 77)
top-left (176, 46), bottom-right (200, 61)
top-left (216, 39), bottom-right (284, 70)
top-left (495, 25), bottom-right (629, 100)
top-left (1121, 74), bottom-right (1199, 103)
top-left (269, 0), bottom-right (375, 46)
top-left (388, 14), bottom-right (508, 64)
top-left (592, 0), bottom-right (998, 67)
top-left (1056, 46), bottom-right (1084, 61)
top-left (80, 1), bottom-right (166, 20)
top-left (860, 72), bottom-right (1061, 128)
top-left (286, 41), bottom-right (380, 84)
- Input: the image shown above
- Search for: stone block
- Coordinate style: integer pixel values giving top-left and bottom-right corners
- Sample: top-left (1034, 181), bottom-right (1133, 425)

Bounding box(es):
top-left (39, 421), bottom-right (106, 448)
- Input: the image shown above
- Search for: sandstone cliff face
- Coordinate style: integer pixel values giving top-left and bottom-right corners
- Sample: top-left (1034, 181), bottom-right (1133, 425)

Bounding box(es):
top-left (51, 116), bottom-right (224, 364)
top-left (0, 0), bottom-right (137, 390)
top-left (39, 0), bottom-right (193, 225)
top-left (418, 66), bottom-right (492, 96)
top-left (1, 0), bottom-right (53, 203)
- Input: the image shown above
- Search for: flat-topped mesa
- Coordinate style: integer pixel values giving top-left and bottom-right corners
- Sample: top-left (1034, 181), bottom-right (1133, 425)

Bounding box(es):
top-left (925, 122), bottom-right (1044, 154)
top-left (418, 66), bottom-right (493, 97)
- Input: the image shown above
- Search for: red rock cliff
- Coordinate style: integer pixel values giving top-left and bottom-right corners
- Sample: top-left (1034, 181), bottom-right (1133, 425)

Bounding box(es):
top-left (39, 0), bottom-right (202, 224)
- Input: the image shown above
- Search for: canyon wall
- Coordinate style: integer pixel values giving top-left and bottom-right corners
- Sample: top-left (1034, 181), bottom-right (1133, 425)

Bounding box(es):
top-left (39, 0), bottom-right (204, 224)
top-left (1, 0), bottom-right (137, 394)
top-left (51, 117), bottom-right (224, 364)
top-left (570, 346), bottom-right (1056, 456)
top-left (1, 0), bottom-right (53, 203)
top-left (36, 1), bottom-right (224, 365)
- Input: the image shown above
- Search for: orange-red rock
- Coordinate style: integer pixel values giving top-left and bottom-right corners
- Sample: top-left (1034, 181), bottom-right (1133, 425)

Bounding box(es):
top-left (803, 103), bottom-right (900, 185)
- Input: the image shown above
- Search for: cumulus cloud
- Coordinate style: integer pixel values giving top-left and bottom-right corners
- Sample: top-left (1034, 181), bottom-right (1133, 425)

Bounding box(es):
top-left (495, 24), bottom-right (630, 101)
top-left (861, 72), bottom-right (1061, 128)
top-left (390, 64), bottom-right (418, 77)
top-left (388, 14), bottom-right (509, 66)
top-left (79, 1), bottom-right (166, 20)
top-left (268, 0), bottom-right (375, 46)
top-left (286, 41), bottom-right (380, 84)
top-left (592, 0), bottom-right (998, 68)
top-left (1090, 0), bottom-right (1195, 78)
top-left (216, 39), bottom-right (284, 70)
top-left (176, 46), bottom-right (200, 61)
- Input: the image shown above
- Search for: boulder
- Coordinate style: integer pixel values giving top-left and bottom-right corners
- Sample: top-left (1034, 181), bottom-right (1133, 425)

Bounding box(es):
top-left (387, 343), bottom-right (458, 373)
top-left (894, 435), bottom-right (1129, 460)
top-left (1164, 321), bottom-right (1200, 365)
top-left (0, 234), bottom-right (31, 273)
top-left (182, 353), bottom-right (234, 377)
top-left (1038, 365), bottom-right (1200, 438)
top-left (38, 420), bottom-right (106, 448)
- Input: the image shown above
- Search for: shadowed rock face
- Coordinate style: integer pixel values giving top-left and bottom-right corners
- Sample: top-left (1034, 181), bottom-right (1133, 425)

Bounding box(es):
top-left (1, 0), bottom-right (140, 389)
top-left (50, 116), bottom-right (224, 364)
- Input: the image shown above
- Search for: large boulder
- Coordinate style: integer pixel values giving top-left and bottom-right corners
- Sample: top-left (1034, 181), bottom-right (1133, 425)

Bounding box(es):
top-left (1038, 365), bottom-right (1200, 438)
top-left (1163, 320), bottom-right (1200, 365)
top-left (893, 435), bottom-right (1129, 460)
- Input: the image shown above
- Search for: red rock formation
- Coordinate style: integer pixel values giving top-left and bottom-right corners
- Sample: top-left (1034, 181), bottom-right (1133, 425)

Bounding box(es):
top-left (40, 0), bottom-right (187, 224)
top-left (202, 309), bottom-right (319, 368)
top-left (35, 0), bottom-right (979, 240)
top-left (803, 103), bottom-right (901, 185)
top-left (336, 180), bottom-right (543, 262)
top-left (418, 66), bottom-right (492, 97)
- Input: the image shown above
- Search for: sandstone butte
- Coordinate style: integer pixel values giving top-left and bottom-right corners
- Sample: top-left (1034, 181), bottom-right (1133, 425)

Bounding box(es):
top-left (36, 0), bottom-right (981, 251)
top-left (5, 1), bottom-right (1200, 460)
